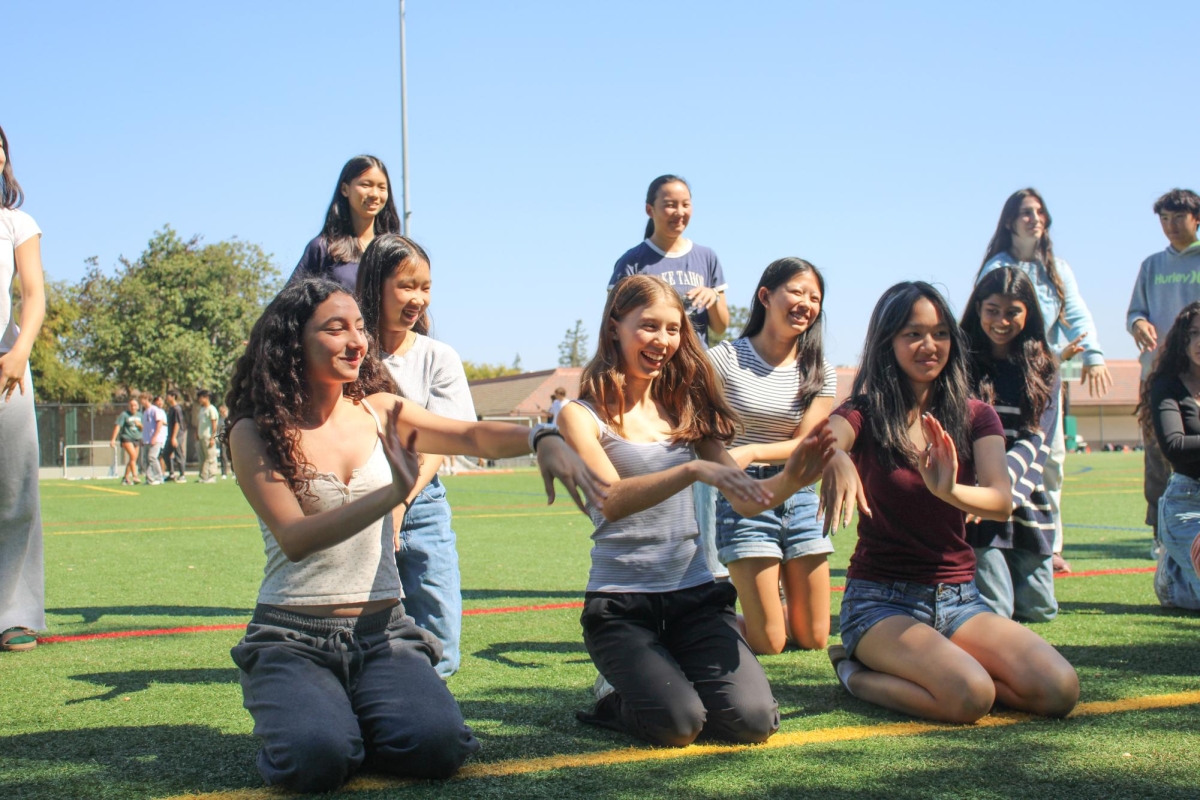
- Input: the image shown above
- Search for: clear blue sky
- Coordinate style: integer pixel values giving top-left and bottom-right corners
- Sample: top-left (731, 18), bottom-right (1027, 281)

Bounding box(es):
top-left (6, 2), bottom-right (1197, 370)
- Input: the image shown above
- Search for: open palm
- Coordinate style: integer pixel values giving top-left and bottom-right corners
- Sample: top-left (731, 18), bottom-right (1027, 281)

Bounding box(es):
top-left (916, 413), bottom-right (958, 499)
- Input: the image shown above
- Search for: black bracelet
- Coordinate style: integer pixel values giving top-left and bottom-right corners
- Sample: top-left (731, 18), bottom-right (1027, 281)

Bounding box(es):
top-left (401, 498), bottom-right (413, 512)
top-left (532, 428), bottom-right (564, 452)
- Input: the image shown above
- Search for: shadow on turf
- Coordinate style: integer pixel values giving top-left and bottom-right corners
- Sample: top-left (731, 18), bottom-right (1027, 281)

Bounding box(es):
top-left (1058, 600), bottom-right (1200, 619)
top-left (0, 724), bottom-right (259, 798)
top-left (473, 640), bottom-right (592, 668)
top-left (48, 604), bottom-right (252, 623)
top-left (65, 668), bottom-right (240, 703)
top-left (1063, 540), bottom-right (1156, 561)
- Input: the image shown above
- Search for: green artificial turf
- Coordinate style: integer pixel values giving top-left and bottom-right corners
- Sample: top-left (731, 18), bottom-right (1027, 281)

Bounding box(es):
top-left (1, 453), bottom-right (1197, 799)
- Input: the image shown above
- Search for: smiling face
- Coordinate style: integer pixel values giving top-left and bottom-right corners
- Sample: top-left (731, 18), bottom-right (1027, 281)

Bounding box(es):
top-left (613, 298), bottom-right (683, 382)
top-left (978, 293), bottom-right (1028, 357)
top-left (646, 181), bottom-right (692, 240)
top-left (341, 166), bottom-right (389, 223)
top-left (303, 293), bottom-right (368, 386)
top-left (127, 398), bottom-right (139, 414)
top-left (1160, 209), bottom-right (1200, 252)
top-left (893, 297), bottom-right (952, 386)
top-left (1010, 196), bottom-right (1046, 244)
top-left (379, 258), bottom-right (431, 334)
top-left (761, 270), bottom-right (822, 339)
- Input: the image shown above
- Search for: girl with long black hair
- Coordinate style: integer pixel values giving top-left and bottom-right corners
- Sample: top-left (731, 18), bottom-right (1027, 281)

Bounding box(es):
top-left (356, 234), bottom-right (475, 677)
top-left (290, 155), bottom-right (402, 291)
top-left (961, 267), bottom-right (1062, 622)
top-left (822, 281), bottom-right (1078, 723)
top-left (707, 258), bottom-right (837, 654)
top-left (223, 278), bottom-right (604, 792)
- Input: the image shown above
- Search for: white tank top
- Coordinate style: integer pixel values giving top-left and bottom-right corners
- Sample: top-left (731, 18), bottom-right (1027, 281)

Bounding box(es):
top-left (256, 399), bottom-right (402, 605)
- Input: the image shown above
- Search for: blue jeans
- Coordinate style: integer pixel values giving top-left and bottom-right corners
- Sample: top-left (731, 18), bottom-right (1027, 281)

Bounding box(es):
top-left (396, 476), bottom-right (463, 677)
top-left (716, 483), bottom-right (832, 564)
top-left (694, 482), bottom-right (727, 579)
top-left (838, 578), bottom-right (992, 658)
top-left (972, 547), bottom-right (1057, 622)
top-left (1155, 473), bottom-right (1200, 610)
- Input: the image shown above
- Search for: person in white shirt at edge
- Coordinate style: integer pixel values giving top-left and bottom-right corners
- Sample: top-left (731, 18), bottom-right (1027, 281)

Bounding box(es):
top-left (223, 278), bottom-right (606, 792)
top-left (707, 258), bottom-right (838, 654)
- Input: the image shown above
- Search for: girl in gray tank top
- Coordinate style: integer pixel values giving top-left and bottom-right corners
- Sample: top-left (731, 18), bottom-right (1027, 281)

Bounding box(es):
top-left (558, 275), bottom-right (826, 748)
top-left (223, 279), bottom-right (606, 792)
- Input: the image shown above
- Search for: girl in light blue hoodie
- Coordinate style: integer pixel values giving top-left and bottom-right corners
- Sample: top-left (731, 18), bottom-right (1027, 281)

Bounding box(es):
top-left (976, 188), bottom-right (1110, 573)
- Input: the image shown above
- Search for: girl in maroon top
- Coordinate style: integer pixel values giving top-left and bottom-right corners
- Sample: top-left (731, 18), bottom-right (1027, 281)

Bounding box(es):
top-left (822, 282), bottom-right (1078, 724)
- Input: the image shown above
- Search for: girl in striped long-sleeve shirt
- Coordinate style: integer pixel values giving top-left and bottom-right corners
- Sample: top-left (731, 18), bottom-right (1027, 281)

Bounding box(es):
top-left (961, 267), bottom-right (1062, 622)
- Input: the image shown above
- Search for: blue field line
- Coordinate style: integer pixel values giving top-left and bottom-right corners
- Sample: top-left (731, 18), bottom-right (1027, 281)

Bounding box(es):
top-left (1064, 523), bottom-right (1147, 533)
top-left (1068, 466), bottom-right (1095, 475)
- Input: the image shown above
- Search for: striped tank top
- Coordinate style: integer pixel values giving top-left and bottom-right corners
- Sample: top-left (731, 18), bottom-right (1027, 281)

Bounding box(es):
top-left (573, 400), bottom-right (712, 593)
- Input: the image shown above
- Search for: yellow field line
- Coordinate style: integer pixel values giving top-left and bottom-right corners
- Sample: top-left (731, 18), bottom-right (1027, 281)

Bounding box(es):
top-left (78, 484), bottom-right (139, 497)
top-left (162, 689), bottom-right (1200, 799)
top-left (45, 524), bottom-right (260, 536)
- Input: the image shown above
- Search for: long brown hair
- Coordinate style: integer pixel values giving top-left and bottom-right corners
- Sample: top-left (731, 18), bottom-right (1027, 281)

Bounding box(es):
top-left (0, 125), bottom-right (25, 209)
top-left (1137, 301), bottom-right (1200, 429)
top-left (223, 278), bottom-right (394, 499)
top-left (979, 188), bottom-right (1066, 322)
top-left (580, 275), bottom-right (738, 444)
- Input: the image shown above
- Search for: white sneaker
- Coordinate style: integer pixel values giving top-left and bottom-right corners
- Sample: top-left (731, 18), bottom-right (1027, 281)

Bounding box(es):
top-left (593, 673), bottom-right (615, 701)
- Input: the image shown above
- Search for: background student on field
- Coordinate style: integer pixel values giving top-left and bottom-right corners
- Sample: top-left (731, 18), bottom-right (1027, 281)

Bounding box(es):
top-left (290, 155), bottom-right (401, 292)
top-left (139, 393), bottom-right (166, 485)
top-left (196, 389), bottom-right (220, 484)
top-left (1127, 189), bottom-right (1200, 547)
top-left (163, 389), bottom-right (187, 482)
top-left (977, 188), bottom-right (1111, 574)
top-left (608, 175), bottom-right (731, 580)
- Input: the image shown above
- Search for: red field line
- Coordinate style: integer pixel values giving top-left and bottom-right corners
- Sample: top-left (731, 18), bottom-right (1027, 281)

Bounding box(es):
top-left (36, 568), bottom-right (1158, 646)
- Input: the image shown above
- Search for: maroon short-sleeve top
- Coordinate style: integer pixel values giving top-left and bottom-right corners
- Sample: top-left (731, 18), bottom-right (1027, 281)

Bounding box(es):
top-left (833, 398), bottom-right (1005, 586)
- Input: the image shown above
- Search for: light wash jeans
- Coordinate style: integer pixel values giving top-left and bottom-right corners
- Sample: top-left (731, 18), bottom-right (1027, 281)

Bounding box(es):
top-left (972, 546), bottom-right (1057, 622)
top-left (694, 482), bottom-right (727, 579)
top-left (1154, 473), bottom-right (1200, 610)
top-left (396, 476), bottom-right (463, 676)
top-left (140, 441), bottom-right (164, 483)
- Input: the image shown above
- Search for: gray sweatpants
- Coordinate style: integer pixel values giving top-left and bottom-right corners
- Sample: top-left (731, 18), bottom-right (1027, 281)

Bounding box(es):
top-left (0, 365), bottom-right (44, 632)
top-left (230, 603), bottom-right (479, 793)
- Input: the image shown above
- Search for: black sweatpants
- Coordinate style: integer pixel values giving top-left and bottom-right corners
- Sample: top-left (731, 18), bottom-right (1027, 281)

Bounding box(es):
top-left (231, 603), bottom-right (479, 793)
top-left (579, 580), bottom-right (779, 747)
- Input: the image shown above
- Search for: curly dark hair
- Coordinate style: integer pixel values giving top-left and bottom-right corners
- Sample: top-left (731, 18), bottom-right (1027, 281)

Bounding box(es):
top-left (222, 278), bottom-right (394, 498)
top-left (1137, 301), bottom-right (1200, 429)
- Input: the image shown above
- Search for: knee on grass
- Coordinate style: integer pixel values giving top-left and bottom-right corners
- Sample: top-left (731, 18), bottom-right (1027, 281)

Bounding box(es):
top-left (371, 716), bottom-right (479, 779)
top-left (261, 731), bottom-right (361, 794)
top-left (937, 670), bottom-right (997, 724)
top-left (707, 697), bottom-right (780, 744)
top-left (1022, 665), bottom-right (1080, 718)
top-left (641, 695), bottom-right (707, 747)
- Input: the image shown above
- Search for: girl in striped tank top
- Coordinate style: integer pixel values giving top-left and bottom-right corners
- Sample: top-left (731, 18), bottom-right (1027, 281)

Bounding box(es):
top-left (558, 275), bottom-right (826, 748)
top-left (708, 258), bottom-right (837, 655)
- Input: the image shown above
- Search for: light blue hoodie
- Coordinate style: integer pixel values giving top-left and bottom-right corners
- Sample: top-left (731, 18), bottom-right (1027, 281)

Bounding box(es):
top-left (978, 253), bottom-right (1104, 367)
top-left (1126, 241), bottom-right (1200, 377)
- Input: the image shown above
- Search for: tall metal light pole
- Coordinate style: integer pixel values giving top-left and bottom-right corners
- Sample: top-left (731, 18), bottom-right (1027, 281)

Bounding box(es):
top-left (399, 0), bottom-right (412, 236)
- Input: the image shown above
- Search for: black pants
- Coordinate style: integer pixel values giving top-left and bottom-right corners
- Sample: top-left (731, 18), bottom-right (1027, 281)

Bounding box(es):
top-left (230, 603), bottom-right (479, 793)
top-left (579, 580), bottom-right (779, 747)
top-left (162, 439), bottom-right (184, 478)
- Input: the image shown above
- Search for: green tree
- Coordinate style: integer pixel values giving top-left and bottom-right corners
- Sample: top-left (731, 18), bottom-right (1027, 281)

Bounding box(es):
top-left (462, 360), bottom-right (522, 381)
top-left (74, 227), bottom-right (281, 397)
top-left (711, 303), bottom-right (750, 345)
top-left (20, 276), bottom-right (114, 403)
top-left (558, 319), bottom-right (589, 367)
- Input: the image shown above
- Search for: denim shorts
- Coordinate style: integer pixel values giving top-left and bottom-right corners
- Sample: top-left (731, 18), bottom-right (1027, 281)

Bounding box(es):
top-left (716, 471), bottom-right (832, 565)
top-left (838, 577), bottom-right (992, 658)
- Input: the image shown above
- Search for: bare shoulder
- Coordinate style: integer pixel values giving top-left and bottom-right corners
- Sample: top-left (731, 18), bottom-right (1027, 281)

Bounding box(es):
top-left (557, 401), bottom-right (599, 439)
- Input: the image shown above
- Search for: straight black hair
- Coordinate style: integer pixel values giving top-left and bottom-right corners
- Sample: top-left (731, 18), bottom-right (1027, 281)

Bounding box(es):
top-left (320, 155), bottom-right (402, 265)
top-left (740, 257), bottom-right (827, 404)
top-left (0, 125), bottom-right (25, 209)
top-left (961, 267), bottom-right (1058, 435)
top-left (850, 281), bottom-right (973, 471)
top-left (357, 233), bottom-right (432, 343)
top-left (643, 174), bottom-right (689, 239)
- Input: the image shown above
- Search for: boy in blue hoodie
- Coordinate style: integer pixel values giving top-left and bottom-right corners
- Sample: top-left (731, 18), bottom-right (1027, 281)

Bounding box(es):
top-left (1127, 188), bottom-right (1200, 542)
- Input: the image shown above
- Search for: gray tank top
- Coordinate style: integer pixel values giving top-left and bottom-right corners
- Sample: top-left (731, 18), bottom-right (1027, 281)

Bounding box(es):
top-left (256, 399), bottom-right (402, 605)
top-left (573, 400), bottom-right (711, 593)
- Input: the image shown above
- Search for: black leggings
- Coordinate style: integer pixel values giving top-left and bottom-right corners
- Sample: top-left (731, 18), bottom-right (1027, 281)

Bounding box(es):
top-left (579, 581), bottom-right (779, 747)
